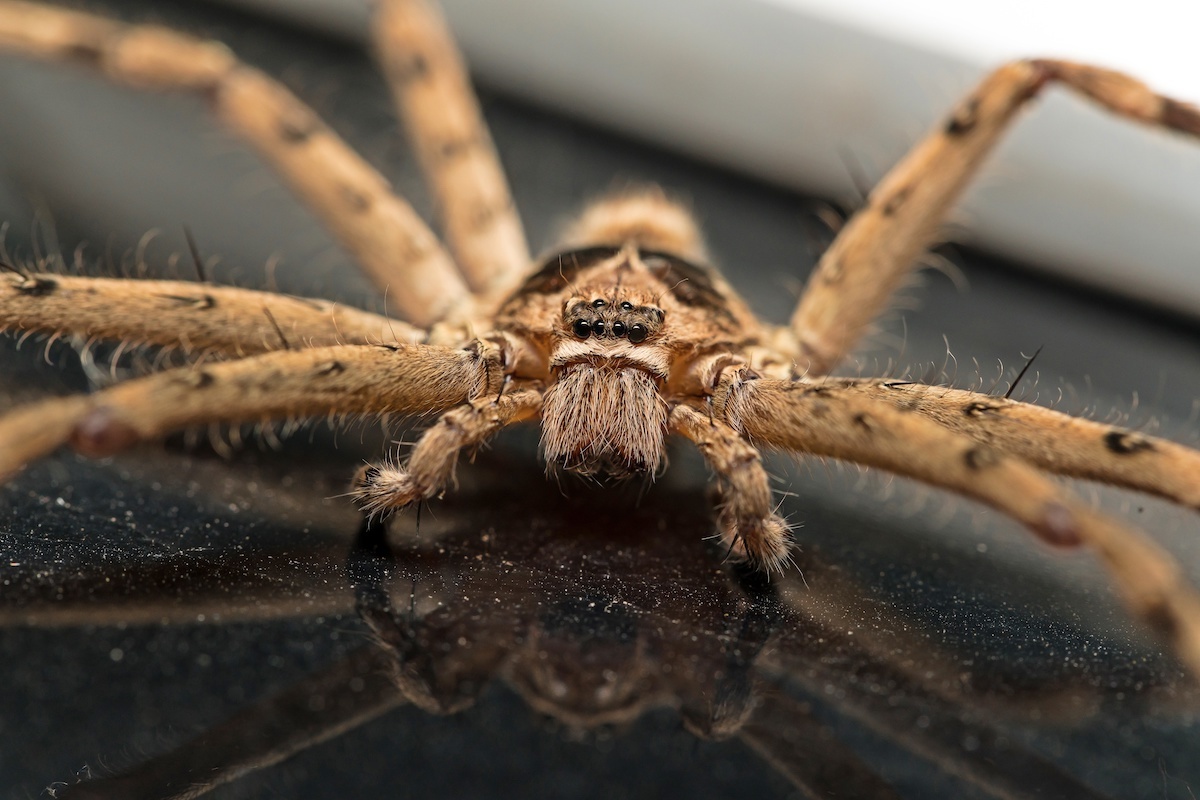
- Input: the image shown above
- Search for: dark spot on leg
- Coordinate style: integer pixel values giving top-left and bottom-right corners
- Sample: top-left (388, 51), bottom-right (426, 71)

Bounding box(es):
top-left (1142, 600), bottom-right (1179, 638)
top-left (277, 108), bottom-right (318, 144)
top-left (945, 97), bottom-right (980, 136)
top-left (1033, 501), bottom-right (1082, 547)
top-left (963, 401), bottom-right (1002, 417)
top-left (316, 360), bottom-right (346, 377)
top-left (466, 200), bottom-right (502, 231)
top-left (852, 412), bottom-right (873, 431)
top-left (880, 184), bottom-right (913, 217)
top-left (158, 293), bottom-right (216, 310)
top-left (1104, 430), bottom-right (1154, 455)
top-left (963, 446), bottom-right (1000, 471)
top-left (70, 407), bottom-right (140, 458)
top-left (63, 41), bottom-right (104, 65)
top-left (341, 186), bottom-right (372, 213)
top-left (15, 276), bottom-right (57, 296)
top-left (1162, 98), bottom-right (1200, 136)
top-left (434, 136), bottom-right (479, 163)
top-left (389, 53), bottom-right (429, 86)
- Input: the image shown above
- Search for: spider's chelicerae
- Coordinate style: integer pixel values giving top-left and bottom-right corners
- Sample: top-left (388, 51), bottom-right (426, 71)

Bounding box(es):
top-left (2, 1), bottom-right (1200, 671)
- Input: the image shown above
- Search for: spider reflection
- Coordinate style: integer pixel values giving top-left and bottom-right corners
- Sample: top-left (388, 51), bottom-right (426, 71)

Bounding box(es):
top-left (8, 457), bottom-right (1191, 800)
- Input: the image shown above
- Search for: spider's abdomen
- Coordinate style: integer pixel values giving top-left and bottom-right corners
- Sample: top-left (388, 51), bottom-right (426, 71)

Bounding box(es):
top-left (541, 363), bottom-right (668, 479)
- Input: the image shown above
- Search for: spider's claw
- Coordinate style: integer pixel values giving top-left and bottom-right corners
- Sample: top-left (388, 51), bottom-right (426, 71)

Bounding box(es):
top-left (351, 463), bottom-right (426, 517)
top-left (715, 508), bottom-right (794, 575)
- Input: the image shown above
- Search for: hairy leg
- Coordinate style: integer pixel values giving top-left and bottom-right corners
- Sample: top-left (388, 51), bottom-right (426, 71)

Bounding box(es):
top-left (0, 341), bottom-right (504, 481)
top-left (0, 0), bottom-right (470, 326)
top-left (834, 378), bottom-right (1200, 508)
top-left (374, 0), bottom-right (529, 303)
top-left (715, 369), bottom-right (1200, 675)
top-left (353, 384), bottom-right (542, 516)
top-left (1, 270), bottom-right (423, 356)
top-left (788, 60), bottom-right (1200, 374)
top-left (670, 403), bottom-right (791, 570)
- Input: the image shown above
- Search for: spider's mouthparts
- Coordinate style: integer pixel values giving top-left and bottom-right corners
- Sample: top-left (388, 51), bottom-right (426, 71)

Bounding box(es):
top-left (540, 363), bottom-right (668, 479)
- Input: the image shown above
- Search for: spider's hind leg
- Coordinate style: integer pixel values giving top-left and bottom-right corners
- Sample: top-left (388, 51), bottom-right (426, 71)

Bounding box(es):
top-left (353, 384), bottom-right (542, 517)
top-left (838, 378), bottom-right (1200, 510)
top-left (373, 0), bottom-right (530, 304)
top-left (789, 59), bottom-right (1200, 374)
top-left (0, 1), bottom-right (470, 326)
top-left (671, 403), bottom-right (792, 571)
top-left (0, 342), bottom-right (502, 482)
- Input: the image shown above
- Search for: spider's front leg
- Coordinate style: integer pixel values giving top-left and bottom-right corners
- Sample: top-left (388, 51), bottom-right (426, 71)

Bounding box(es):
top-left (0, 270), bottom-right (422, 356)
top-left (0, 340), bottom-right (505, 482)
top-left (714, 368), bottom-right (1200, 676)
top-left (671, 403), bottom-right (792, 571)
top-left (352, 384), bottom-right (542, 517)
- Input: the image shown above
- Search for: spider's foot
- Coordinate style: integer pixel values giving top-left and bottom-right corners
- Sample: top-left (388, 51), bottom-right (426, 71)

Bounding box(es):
top-left (716, 508), bottom-right (794, 574)
top-left (352, 463), bottom-right (430, 517)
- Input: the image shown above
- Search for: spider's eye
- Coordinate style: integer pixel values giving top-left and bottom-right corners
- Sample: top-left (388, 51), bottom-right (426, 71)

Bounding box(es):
top-left (592, 298), bottom-right (607, 308)
top-left (591, 320), bottom-right (606, 336)
top-left (619, 301), bottom-right (634, 311)
top-left (628, 324), bottom-right (648, 343)
top-left (611, 320), bottom-right (627, 337)
top-left (572, 319), bottom-right (592, 338)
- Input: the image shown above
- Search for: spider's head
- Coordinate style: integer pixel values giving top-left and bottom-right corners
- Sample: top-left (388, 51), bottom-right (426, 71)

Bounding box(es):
top-left (541, 285), bottom-right (670, 479)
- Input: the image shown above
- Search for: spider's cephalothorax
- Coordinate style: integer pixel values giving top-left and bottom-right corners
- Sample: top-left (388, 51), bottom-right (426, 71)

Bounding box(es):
top-left (499, 194), bottom-right (767, 480)
top-left (3, 1), bottom-right (1200, 674)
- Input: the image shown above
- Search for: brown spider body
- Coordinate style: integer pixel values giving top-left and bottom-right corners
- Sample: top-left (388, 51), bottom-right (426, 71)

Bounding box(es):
top-left (3, 0), bottom-right (1200, 679)
top-left (498, 194), bottom-right (767, 481)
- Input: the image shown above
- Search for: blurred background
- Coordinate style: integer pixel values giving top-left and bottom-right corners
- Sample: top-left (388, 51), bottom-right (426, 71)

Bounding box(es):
top-left (7, 0), bottom-right (1200, 313)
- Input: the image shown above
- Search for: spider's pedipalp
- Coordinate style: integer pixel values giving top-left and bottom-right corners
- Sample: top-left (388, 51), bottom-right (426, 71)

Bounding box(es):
top-left (791, 59), bottom-right (1200, 375)
top-left (353, 385), bottom-right (542, 516)
top-left (838, 378), bottom-right (1200, 509)
top-left (0, 271), bottom-right (423, 356)
top-left (671, 403), bottom-right (791, 571)
top-left (717, 373), bottom-right (1200, 674)
top-left (0, 342), bottom-right (504, 482)
top-left (0, 0), bottom-right (470, 326)
top-left (374, 0), bottom-right (529, 303)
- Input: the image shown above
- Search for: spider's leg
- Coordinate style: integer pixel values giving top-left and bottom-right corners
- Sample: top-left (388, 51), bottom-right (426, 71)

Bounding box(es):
top-left (374, 0), bottom-right (529, 304)
top-left (1, 272), bottom-right (423, 356)
top-left (835, 378), bottom-right (1200, 509)
top-left (671, 403), bottom-right (791, 571)
top-left (353, 384), bottom-right (542, 516)
top-left (0, 341), bottom-right (504, 481)
top-left (715, 369), bottom-right (1200, 676)
top-left (786, 60), bottom-right (1200, 374)
top-left (0, 1), bottom-right (470, 327)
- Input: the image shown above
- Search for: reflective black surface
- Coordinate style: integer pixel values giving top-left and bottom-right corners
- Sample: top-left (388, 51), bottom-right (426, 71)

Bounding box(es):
top-left (2, 2), bottom-right (1200, 798)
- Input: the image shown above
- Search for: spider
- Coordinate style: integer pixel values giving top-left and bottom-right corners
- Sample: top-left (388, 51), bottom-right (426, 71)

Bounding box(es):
top-left (1, 0), bottom-right (1200, 678)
